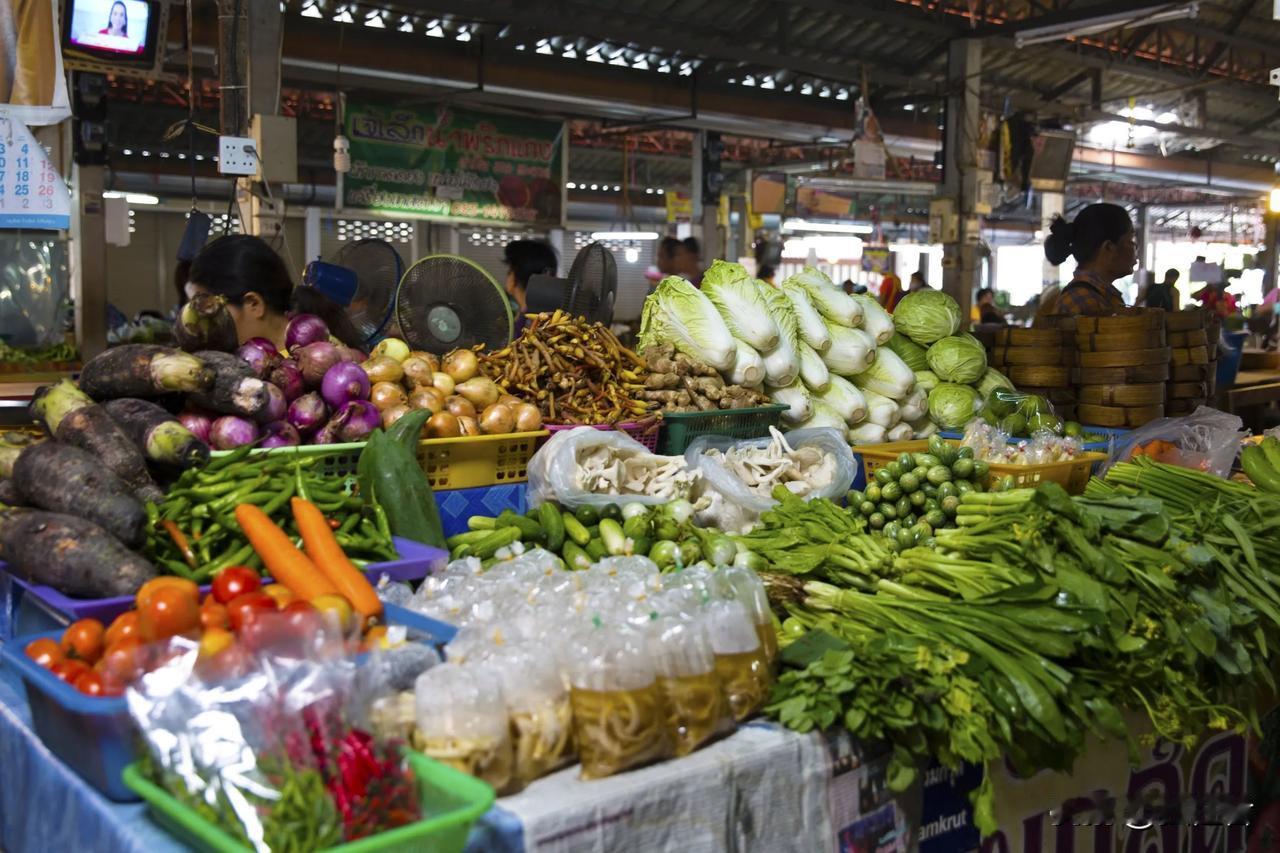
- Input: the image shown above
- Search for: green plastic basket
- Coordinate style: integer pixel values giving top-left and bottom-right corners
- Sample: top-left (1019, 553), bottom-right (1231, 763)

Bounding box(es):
top-left (122, 750), bottom-right (494, 853)
top-left (655, 404), bottom-right (789, 454)
top-left (209, 431), bottom-right (547, 489)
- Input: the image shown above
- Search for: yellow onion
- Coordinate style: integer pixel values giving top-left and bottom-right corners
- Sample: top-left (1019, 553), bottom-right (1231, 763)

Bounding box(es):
top-left (408, 386), bottom-right (445, 413)
top-left (370, 381), bottom-right (408, 411)
top-left (381, 404), bottom-right (410, 429)
top-left (479, 403), bottom-right (515, 435)
top-left (426, 411), bottom-right (462, 438)
top-left (401, 356), bottom-right (436, 389)
top-left (371, 337), bottom-right (410, 363)
top-left (513, 402), bottom-right (544, 432)
top-left (431, 372), bottom-right (456, 397)
top-left (456, 376), bottom-right (501, 410)
top-left (361, 355), bottom-right (404, 385)
top-left (458, 415), bottom-right (481, 436)
top-left (442, 349), bottom-right (479, 383)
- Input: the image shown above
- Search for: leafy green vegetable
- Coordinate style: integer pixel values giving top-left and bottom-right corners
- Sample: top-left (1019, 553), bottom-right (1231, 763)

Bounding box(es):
top-left (926, 335), bottom-right (988, 384)
top-left (787, 267), bottom-right (864, 327)
top-left (758, 283), bottom-right (802, 386)
top-left (639, 276), bottom-right (737, 370)
top-left (701, 260), bottom-right (781, 351)
top-left (884, 333), bottom-right (929, 372)
top-left (820, 323), bottom-right (876, 375)
top-left (851, 347), bottom-right (915, 400)
top-left (781, 281), bottom-right (833, 353)
top-left (893, 289), bottom-right (962, 345)
top-left (927, 383), bottom-right (981, 429)
top-left (976, 367), bottom-right (1014, 398)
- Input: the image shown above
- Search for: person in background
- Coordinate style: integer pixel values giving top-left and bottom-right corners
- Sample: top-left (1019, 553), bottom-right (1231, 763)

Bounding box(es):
top-left (186, 234), bottom-right (362, 349)
top-left (502, 238), bottom-right (558, 330)
top-left (656, 236), bottom-right (704, 286)
top-left (758, 264), bottom-right (776, 285)
top-left (100, 1), bottom-right (127, 36)
top-left (975, 287), bottom-right (1006, 325)
top-left (1144, 268), bottom-right (1180, 311)
top-left (878, 269), bottom-right (903, 311)
top-left (908, 271), bottom-right (929, 292)
top-left (1036, 203), bottom-right (1135, 322)
top-left (1193, 276), bottom-right (1238, 319)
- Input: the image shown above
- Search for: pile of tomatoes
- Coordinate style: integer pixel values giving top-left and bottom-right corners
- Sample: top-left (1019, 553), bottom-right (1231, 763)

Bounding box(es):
top-left (25, 567), bottom-right (387, 696)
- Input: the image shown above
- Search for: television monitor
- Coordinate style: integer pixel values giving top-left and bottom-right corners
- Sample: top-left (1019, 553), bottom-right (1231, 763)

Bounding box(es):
top-left (61, 0), bottom-right (160, 68)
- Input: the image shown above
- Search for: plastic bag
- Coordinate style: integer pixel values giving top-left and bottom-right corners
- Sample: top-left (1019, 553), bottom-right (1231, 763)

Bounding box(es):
top-left (413, 662), bottom-right (516, 793)
top-left (527, 426), bottom-right (700, 510)
top-left (649, 615), bottom-right (736, 756)
top-left (1103, 406), bottom-right (1247, 478)
top-left (686, 427), bottom-right (856, 532)
top-left (704, 599), bottom-right (773, 722)
top-left (489, 644), bottom-right (576, 785)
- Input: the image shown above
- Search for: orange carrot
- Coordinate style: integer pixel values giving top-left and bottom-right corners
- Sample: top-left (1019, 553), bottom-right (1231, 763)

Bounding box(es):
top-left (234, 504), bottom-right (337, 601)
top-left (290, 497), bottom-right (383, 619)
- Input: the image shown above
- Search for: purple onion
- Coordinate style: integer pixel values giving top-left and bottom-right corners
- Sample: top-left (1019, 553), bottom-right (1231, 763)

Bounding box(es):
top-left (295, 341), bottom-right (343, 387)
top-left (285, 313), bottom-right (330, 352)
top-left (320, 361), bottom-right (371, 409)
top-left (255, 382), bottom-right (288, 424)
top-left (336, 400), bottom-right (380, 442)
top-left (178, 410), bottom-right (213, 444)
top-left (287, 392), bottom-right (328, 434)
top-left (237, 338), bottom-right (280, 378)
top-left (260, 421), bottom-right (301, 449)
top-left (313, 415), bottom-right (342, 444)
top-left (269, 359), bottom-right (306, 401)
top-left (209, 415), bottom-right (259, 450)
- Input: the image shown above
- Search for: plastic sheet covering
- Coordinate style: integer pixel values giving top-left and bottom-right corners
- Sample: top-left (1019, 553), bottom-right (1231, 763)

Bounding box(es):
top-left (0, 234), bottom-right (69, 346)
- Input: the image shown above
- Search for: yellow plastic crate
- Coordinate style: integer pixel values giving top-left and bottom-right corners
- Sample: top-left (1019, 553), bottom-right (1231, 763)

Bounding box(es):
top-left (210, 430), bottom-right (548, 489)
top-left (855, 439), bottom-right (1106, 496)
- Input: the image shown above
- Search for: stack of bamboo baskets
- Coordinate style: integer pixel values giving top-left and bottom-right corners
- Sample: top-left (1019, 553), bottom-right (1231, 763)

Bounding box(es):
top-left (987, 326), bottom-right (1076, 420)
top-left (1070, 312), bottom-right (1169, 427)
top-left (1164, 309), bottom-right (1213, 416)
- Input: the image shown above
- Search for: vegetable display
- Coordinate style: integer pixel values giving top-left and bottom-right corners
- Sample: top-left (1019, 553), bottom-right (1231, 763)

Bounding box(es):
top-left (1241, 435), bottom-right (1280, 494)
top-left (637, 344), bottom-right (770, 413)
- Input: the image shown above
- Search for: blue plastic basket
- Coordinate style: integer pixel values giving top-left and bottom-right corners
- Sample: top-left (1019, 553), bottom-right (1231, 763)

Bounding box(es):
top-left (435, 484), bottom-right (527, 538)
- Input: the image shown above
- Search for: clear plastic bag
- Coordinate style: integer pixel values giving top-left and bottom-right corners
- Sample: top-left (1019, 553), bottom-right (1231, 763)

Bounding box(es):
top-left (649, 615), bottom-right (736, 756)
top-left (1103, 405), bottom-right (1247, 478)
top-left (686, 427), bottom-right (857, 533)
top-left (490, 644), bottom-right (576, 785)
top-left (704, 600), bottom-right (773, 722)
top-left (714, 566), bottom-right (779, 668)
top-left (413, 662), bottom-right (516, 793)
top-left (527, 426), bottom-right (700, 509)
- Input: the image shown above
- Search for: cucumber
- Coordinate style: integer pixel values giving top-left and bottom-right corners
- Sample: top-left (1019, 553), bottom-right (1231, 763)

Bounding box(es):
top-left (585, 538), bottom-right (607, 561)
top-left (899, 472), bottom-right (920, 493)
top-left (599, 518), bottom-right (627, 556)
top-left (874, 468), bottom-right (894, 486)
top-left (563, 541), bottom-right (592, 569)
top-left (540, 503), bottom-right (565, 551)
top-left (897, 452), bottom-right (915, 471)
top-left (467, 515), bottom-right (497, 531)
top-left (865, 483), bottom-right (883, 503)
top-left (601, 504), bottom-right (623, 521)
top-left (563, 512), bottom-right (591, 546)
top-left (497, 510), bottom-right (543, 541)
top-left (574, 505), bottom-right (600, 525)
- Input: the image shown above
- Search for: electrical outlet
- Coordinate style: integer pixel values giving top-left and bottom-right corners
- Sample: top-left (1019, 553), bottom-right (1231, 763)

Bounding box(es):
top-left (218, 136), bottom-right (257, 176)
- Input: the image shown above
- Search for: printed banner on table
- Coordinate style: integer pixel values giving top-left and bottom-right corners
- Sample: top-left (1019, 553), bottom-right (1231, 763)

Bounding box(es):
top-left (342, 99), bottom-right (564, 225)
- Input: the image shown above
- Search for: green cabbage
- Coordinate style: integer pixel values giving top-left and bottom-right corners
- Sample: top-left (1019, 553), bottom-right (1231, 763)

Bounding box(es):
top-left (913, 370), bottom-right (940, 393)
top-left (786, 267), bottom-right (863, 327)
top-left (759, 283), bottom-right (801, 386)
top-left (884, 333), bottom-right (928, 372)
top-left (639, 276), bottom-right (736, 370)
top-left (893, 290), bottom-right (961, 345)
top-left (976, 367), bottom-right (1015, 398)
top-left (926, 335), bottom-right (987, 384)
top-left (927, 382), bottom-right (981, 429)
top-left (701, 261), bottom-right (780, 351)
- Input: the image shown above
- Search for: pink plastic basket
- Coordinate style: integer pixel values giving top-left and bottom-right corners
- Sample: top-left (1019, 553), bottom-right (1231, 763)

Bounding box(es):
top-left (545, 421), bottom-right (660, 451)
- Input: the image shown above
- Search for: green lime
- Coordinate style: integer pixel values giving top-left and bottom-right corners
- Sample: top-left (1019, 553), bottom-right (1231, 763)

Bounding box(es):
top-left (1001, 413), bottom-right (1028, 436)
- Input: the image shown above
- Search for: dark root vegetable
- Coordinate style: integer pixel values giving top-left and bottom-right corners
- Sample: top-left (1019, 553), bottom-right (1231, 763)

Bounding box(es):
top-left (101, 398), bottom-right (210, 470)
top-left (178, 410), bottom-right (213, 444)
top-left (29, 379), bottom-right (157, 495)
top-left (190, 351), bottom-right (270, 418)
top-left (269, 359), bottom-right (306, 401)
top-left (79, 345), bottom-right (214, 399)
top-left (0, 508), bottom-right (158, 598)
top-left (237, 338), bottom-right (280, 378)
top-left (260, 421), bottom-right (301, 449)
top-left (174, 293), bottom-right (238, 353)
top-left (285, 314), bottom-right (330, 352)
top-left (295, 341), bottom-right (343, 387)
top-left (209, 416), bottom-right (260, 450)
top-left (336, 400), bottom-right (380, 442)
top-left (255, 383), bottom-right (288, 424)
top-left (12, 442), bottom-right (148, 547)
top-left (287, 392), bottom-right (328, 434)
top-left (320, 361), bottom-right (371, 409)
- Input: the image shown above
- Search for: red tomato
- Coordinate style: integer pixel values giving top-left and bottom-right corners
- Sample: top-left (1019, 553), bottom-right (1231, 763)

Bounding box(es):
top-left (225, 591), bottom-right (278, 632)
top-left (24, 637), bottom-right (63, 669)
top-left (97, 637), bottom-right (148, 685)
top-left (104, 611), bottom-right (140, 648)
top-left (60, 618), bottom-right (106, 664)
top-left (50, 659), bottom-right (92, 685)
top-left (73, 670), bottom-right (107, 697)
top-left (135, 577), bottom-right (199, 610)
top-left (139, 587), bottom-right (202, 642)
top-left (200, 602), bottom-right (231, 631)
top-left (212, 566), bottom-right (262, 605)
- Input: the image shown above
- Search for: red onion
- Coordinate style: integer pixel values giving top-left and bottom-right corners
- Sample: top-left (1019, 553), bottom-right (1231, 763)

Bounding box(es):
top-left (209, 415), bottom-right (259, 450)
top-left (178, 410), bottom-right (213, 444)
top-left (287, 392), bottom-right (328, 434)
top-left (237, 338), bottom-right (280, 378)
top-left (285, 313), bottom-right (330, 352)
top-left (255, 382), bottom-right (288, 424)
top-left (295, 341), bottom-right (343, 387)
top-left (260, 421), bottom-right (301, 448)
top-left (269, 359), bottom-right (306, 401)
top-left (320, 361), bottom-right (371, 409)
top-left (338, 346), bottom-right (366, 364)
top-left (336, 400), bottom-right (381, 442)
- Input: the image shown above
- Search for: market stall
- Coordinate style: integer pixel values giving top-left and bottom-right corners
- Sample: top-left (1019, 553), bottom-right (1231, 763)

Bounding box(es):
top-left (0, 270), bottom-right (1277, 852)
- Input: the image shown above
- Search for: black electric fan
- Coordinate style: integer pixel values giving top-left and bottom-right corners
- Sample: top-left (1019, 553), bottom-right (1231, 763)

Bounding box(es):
top-left (394, 254), bottom-right (513, 354)
top-left (302, 238), bottom-right (403, 345)
top-left (525, 241), bottom-right (618, 323)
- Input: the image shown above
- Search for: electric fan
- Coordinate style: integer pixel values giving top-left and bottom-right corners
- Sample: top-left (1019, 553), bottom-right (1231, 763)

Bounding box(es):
top-left (394, 254), bottom-right (513, 354)
top-left (303, 238), bottom-right (404, 346)
top-left (525, 242), bottom-right (618, 323)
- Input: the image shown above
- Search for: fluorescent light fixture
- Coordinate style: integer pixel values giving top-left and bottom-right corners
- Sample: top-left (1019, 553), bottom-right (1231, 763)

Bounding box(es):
top-left (591, 231), bottom-right (660, 241)
top-left (624, 247), bottom-right (640, 263)
top-left (783, 218), bottom-right (873, 235)
top-left (104, 192), bottom-right (160, 205)
top-left (1014, 2), bottom-right (1198, 47)
top-left (566, 181), bottom-right (577, 189)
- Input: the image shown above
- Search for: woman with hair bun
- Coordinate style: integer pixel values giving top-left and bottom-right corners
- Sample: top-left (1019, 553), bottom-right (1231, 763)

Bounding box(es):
top-left (1036, 202), bottom-right (1137, 322)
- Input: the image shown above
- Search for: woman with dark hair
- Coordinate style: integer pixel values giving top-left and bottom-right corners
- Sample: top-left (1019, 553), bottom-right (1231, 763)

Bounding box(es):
top-left (186, 234), bottom-right (362, 350)
top-left (502, 239), bottom-right (558, 334)
top-left (100, 1), bottom-right (128, 37)
top-left (1037, 202), bottom-right (1136, 321)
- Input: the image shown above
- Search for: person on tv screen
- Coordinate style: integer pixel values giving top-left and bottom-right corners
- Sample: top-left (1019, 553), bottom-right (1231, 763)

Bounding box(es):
top-left (99, 1), bottom-right (127, 37)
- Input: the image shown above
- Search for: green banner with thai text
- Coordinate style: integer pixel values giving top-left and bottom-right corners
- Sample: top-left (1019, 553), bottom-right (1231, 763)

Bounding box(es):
top-left (342, 100), bottom-right (564, 225)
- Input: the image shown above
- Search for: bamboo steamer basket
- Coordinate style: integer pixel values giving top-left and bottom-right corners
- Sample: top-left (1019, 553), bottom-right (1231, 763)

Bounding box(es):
top-left (1008, 365), bottom-right (1071, 387)
top-left (1166, 399), bottom-right (1206, 416)
top-left (1074, 329), bottom-right (1166, 352)
top-left (1167, 329), bottom-right (1208, 348)
top-left (1073, 312), bottom-right (1164, 335)
top-left (1076, 403), bottom-right (1165, 428)
top-left (1017, 386), bottom-right (1077, 405)
top-left (1168, 381), bottom-right (1208, 399)
top-left (1170, 363), bottom-right (1212, 382)
top-left (991, 346), bottom-right (1070, 367)
top-left (1076, 383), bottom-right (1165, 407)
top-left (993, 327), bottom-right (1066, 347)
top-left (1170, 346), bottom-right (1209, 366)
top-left (1165, 309), bottom-right (1208, 332)
top-left (1077, 347), bottom-right (1171, 369)
top-left (1072, 363), bottom-right (1170, 384)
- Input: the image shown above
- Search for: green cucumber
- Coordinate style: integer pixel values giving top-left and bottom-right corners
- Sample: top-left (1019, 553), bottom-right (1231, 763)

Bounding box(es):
top-left (563, 512), bottom-right (591, 546)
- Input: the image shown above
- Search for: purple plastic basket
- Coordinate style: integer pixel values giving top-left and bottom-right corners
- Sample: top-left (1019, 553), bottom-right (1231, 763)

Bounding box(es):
top-left (2, 536), bottom-right (446, 636)
top-left (545, 421), bottom-right (660, 451)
